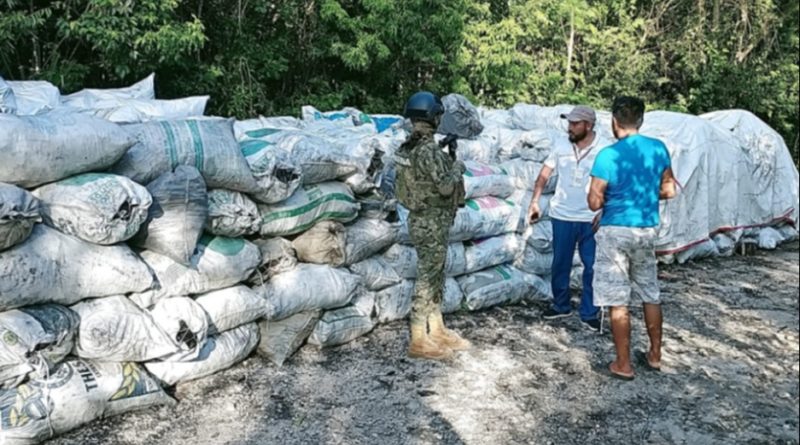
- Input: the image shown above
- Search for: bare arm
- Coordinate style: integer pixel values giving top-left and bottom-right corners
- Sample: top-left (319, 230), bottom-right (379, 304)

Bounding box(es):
top-left (527, 165), bottom-right (553, 223)
top-left (587, 176), bottom-right (607, 211)
top-left (659, 167), bottom-right (677, 200)
top-left (531, 165), bottom-right (553, 203)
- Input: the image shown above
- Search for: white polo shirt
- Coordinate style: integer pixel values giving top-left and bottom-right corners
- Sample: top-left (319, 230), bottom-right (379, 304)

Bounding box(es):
top-left (544, 133), bottom-right (611, 222)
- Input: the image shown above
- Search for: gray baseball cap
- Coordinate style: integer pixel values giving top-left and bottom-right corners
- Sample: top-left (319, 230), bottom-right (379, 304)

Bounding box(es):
top-left (560, 105), bottom-right (596, 123)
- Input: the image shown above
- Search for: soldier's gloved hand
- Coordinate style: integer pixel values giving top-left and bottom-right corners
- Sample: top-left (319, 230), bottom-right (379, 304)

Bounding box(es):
top-left (439, 134), bottom-right (459, 161)
top-left (454, 180), bottom-right (466, 208)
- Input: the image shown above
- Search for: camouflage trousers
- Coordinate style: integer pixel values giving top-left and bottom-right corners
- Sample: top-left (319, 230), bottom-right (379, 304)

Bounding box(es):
top-left (408, 208), bottom-right (455, 327)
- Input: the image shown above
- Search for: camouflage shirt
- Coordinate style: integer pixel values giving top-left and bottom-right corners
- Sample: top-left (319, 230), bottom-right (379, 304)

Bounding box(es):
top-left (395, 121), bottom-right (466, 212)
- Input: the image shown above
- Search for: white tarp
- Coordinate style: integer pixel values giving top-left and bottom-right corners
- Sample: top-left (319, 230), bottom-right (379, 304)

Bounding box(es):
top-left (701, 109), bottom-right (800, 231)
top-left (504, 105), bottom-right (800, 254)
top-left (478, 107), bottom-right (513, 129)
top-left (508, 103), bottom-right (614, 142)
top-left (641, 111), bottom-right (740, 254)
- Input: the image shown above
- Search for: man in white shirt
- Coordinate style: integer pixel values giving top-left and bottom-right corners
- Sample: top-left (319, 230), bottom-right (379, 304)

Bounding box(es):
top-left (527, 105), bottom-right (610, 331)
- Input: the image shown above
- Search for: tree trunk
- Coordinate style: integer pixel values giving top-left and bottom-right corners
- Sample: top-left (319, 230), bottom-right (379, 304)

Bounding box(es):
top-left (565, 8), bottom-right (575, 86)
top-left (712, 0), bottom-right (721, 31)
top-left (736, 0), bottom-right (750, 63)
top-left (29, 0), bottom-right (41, 75)
top-left (697, 0), bottom-right (706, 37)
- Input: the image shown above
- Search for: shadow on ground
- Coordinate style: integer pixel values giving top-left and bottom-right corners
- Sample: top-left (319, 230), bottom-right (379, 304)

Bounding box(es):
top-left (47, 242), bottom-right (799, 445)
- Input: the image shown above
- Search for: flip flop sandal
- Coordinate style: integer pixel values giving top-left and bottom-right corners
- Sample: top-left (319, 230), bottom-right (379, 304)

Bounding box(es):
top-left (594, 362), bottom-right (635, 381)
top-left (635, 350), bottom-right (662, 372)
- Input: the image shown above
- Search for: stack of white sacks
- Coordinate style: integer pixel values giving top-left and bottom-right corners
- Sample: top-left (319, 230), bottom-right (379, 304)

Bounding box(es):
top-left (1, 74), bottom-right (798, 444)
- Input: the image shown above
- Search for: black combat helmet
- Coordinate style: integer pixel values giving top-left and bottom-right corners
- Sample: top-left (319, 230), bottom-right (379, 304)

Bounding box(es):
top-left (403, 91), bottom-right (444, 122)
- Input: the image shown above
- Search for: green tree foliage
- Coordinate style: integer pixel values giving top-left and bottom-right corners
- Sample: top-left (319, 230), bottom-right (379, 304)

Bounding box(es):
top-left (0, 0), bottom-right (797, 160)
top-left (1, 0), bottom-right (203, 92)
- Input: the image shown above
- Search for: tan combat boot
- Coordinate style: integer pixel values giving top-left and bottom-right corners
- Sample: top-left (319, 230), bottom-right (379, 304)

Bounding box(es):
top-left (408, 323), bottom-right (453, 360)
top-left (428, 311), bottom-right (472, 351)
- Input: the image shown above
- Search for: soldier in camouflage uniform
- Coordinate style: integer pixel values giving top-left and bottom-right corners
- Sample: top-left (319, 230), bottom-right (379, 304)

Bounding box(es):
top-left (394, 91), bottom-right (472, 360)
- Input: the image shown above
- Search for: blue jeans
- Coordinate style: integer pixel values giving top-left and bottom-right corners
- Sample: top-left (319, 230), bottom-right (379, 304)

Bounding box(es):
top-left (551, 218), bottom-right (598, 321)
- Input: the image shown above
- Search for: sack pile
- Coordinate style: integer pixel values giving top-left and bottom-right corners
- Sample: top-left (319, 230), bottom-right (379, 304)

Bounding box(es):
top-left (1, 75), bottom-right (797, 444)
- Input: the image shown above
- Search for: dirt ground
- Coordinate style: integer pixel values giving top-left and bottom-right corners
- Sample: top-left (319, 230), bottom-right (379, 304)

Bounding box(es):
top-left (49, 241), bottom-right (799, 445)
